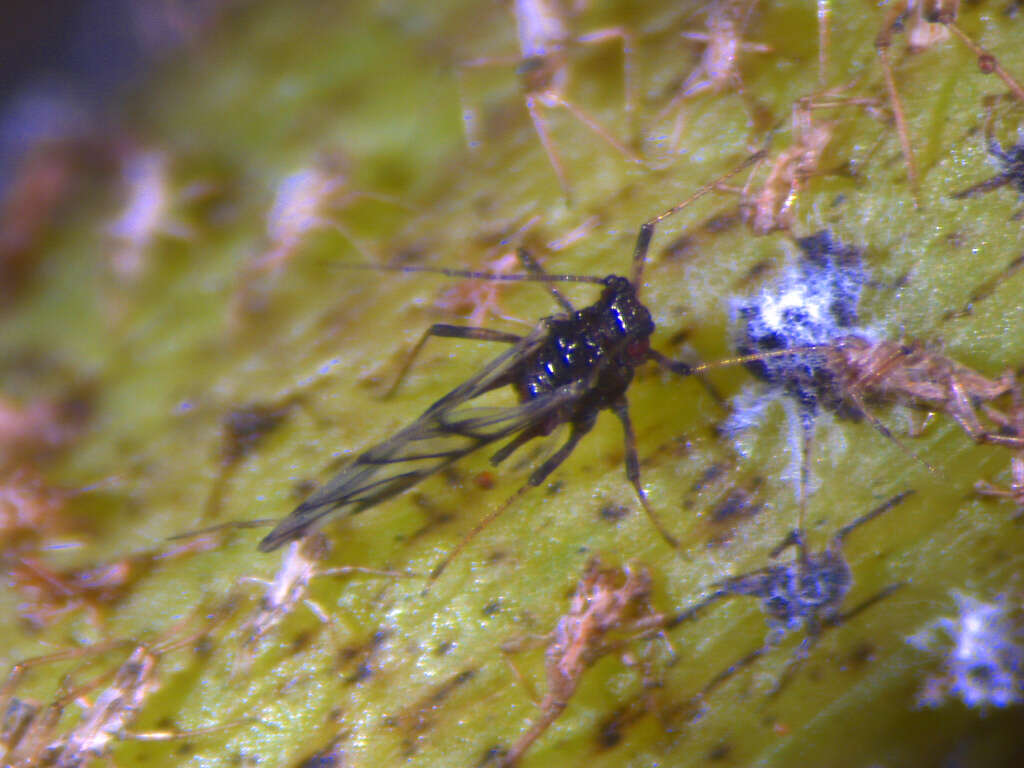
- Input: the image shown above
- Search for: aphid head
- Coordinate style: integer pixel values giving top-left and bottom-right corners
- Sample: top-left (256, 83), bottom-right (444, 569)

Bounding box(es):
top-left (600, 275), bottom-right (654, 344)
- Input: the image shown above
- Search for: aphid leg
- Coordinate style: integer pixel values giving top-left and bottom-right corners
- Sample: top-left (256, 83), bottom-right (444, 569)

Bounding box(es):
top-left (430, 420), bottom-right (597, 583)
top-left (427, 484), bottom-right (532, 584)
top-left (975, 380), bottom-right (1024, 515)
top-left (875, 4), bottom-right (921, 206)
top-left (693, 643), bottom-right (772, 708)
top-left (385, 325), bottom-right (524, 398)
top-left (797, 407), bottom-right (815, 539)
top-left (515, 247), bottom-right (575, 312)
top-left (974, 456), bottom-right (1024, 518)
top-left (664, 588), bottom-right (730, 630)
top-left (951, 171), bottom-right (1013, 199)
top-left (526, 420), bottom-right (594, 487)
top-left (612, 397), bottom-right (680, 548)
top-left (537, 88), bottom-right (643, 164)
top-left (2, 640), bottom-right (133, 710)
top-left (500, 649), bottom-right (544, 708)
top-left (767, 581), bottom-right (907, 696)
top-left (946, 373), bottom-right (1023, 449)
top-left (573, 24), bottom-right (636, 121)
top-left (764, 618), bottom-right (821, 700)
top-left (846, 388), bottom-right (940, 475)
top-left (938, 17), bottom-right (1024, 104)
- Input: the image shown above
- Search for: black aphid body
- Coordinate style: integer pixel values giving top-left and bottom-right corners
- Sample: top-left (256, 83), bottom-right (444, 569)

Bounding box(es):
top-left (257, 268), bottom-right (682, 554)
top-left (516, 276), bottom-right (654, 430)
top-left (734, 230), bottom-right (867, 419)
top-left (256, 158), bottom-right (760, 556)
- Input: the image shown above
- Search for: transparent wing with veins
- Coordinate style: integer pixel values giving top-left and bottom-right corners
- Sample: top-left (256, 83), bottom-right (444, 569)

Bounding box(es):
top-left (258, 327), bottom-right (585, 552)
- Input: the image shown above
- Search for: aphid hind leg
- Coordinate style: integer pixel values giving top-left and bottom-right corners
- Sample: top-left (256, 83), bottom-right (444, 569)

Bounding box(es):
top-left (527, 419), bottom-right (593, 486)
top-left (427, 484), bottom-right (532, 584)
top-left (612, 398), bottom-right (679, 548)
top-left (693, 643), bottom-right (772, 708)
top-left (385, 324), bottom-right (523, 398)
top-left (455, 53), bottom-right (526, 154)
top-left (797, 407), bottom-right (815, 541)
top-left (430, 420), bottom-right (595, 585)
top-left (764, 620), bottom-right (821, 700)
top-left (846, 388), bottom-right (940, 476)
top-left (938, 17), bottom-right (1024, 104)
top-left (573, 25), bottom-right (636, 122)
top-left (541, 92), bottom-right (643, 166)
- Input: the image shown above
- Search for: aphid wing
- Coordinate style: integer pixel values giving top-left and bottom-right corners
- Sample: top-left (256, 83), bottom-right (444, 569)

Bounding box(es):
top-left (424, 327), bottom-right (547, 414)
top-left (259, 331), bottom-right (570, 552)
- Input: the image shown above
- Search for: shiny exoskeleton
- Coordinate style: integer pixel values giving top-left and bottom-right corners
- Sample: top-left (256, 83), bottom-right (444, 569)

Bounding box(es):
top-left (514, 276), bottom-right (654, 434)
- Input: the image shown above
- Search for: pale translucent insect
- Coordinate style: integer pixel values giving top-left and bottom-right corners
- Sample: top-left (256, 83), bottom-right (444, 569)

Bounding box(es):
top-left (714, 88), bottom-right (878, 234)
top-left (234, 157), bottom-right (404, 318)
top-left (654, 0), bottom-right (773, 152)
top-left (874, 0), bottom-right (1024, 202)
top-left (498, 559), bottom-right (666, 766)
top-left (234, 532), bottom-right (408, 676)
top-left (41, 605), bottom-right (244, 767)
top-left (458, 0), bottom-right (640, 200)
top-left (106, 150), bottom-right (193, 281)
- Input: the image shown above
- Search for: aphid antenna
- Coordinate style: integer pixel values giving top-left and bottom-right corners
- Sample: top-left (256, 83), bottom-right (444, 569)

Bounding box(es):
top-left (629, 150), bottom-right (766, 286)
top-left (325, 152), bottom-right (765, 314)
top-left (326, 260), bottom-right (607, 286)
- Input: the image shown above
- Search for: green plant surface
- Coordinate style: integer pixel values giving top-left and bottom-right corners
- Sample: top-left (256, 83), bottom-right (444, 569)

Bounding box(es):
top-left (2, 1), bottom-right (1023, 766)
